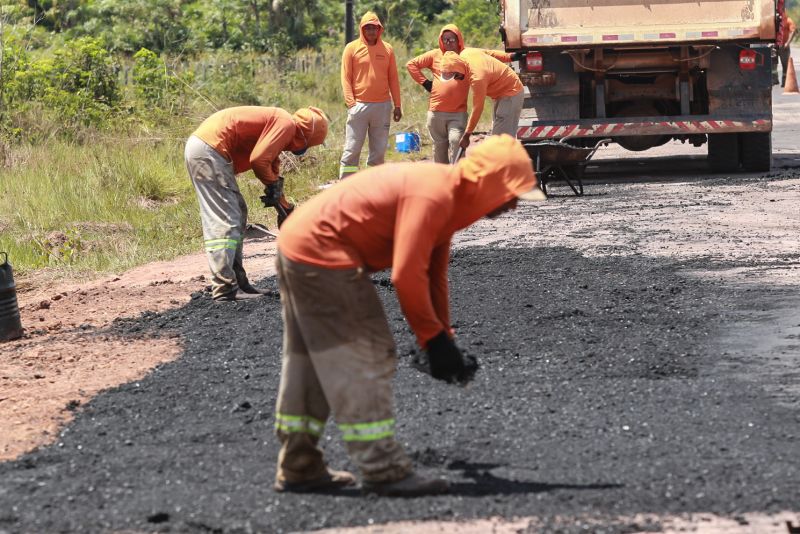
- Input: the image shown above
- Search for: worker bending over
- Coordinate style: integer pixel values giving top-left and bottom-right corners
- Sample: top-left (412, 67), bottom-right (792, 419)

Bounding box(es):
top-left (272, 135), bottom-right (537, 496)
top-left (456, 49), bottom-right (525, 150)
top-left (339, 11), bottom-right (402, 179)
top-left (185, 106), bottom-right (327, 301)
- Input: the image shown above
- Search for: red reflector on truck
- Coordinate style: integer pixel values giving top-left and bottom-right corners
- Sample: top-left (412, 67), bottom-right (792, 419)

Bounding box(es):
top-left (526, 52), bottom-right (543, 72)
top-left (739, 49), bottom-right (757, 70)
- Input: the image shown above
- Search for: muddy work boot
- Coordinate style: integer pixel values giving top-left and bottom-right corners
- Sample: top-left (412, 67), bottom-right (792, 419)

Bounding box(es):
top-left (361, 473), bottom-right (450, 497)
top-left (238, 283), bottom-right (276, 297)
top-left (213, 290), bottom-right (265, 302)
top-left (273, 468), bottom-right (357, 493)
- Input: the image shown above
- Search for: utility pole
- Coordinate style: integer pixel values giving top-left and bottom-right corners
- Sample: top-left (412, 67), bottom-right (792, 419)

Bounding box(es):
top-left (345, 0), bottom-right (354, 44)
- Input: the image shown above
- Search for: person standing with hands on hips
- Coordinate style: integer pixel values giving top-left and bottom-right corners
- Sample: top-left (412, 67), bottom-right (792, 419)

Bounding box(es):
top-left (406, 24), bottom-right (470, 164)
top-left (339, 11), bottom-right (402, 179)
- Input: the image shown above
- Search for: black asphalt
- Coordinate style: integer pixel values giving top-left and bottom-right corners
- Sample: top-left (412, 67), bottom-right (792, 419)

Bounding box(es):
top-left (1, 246), bottom-right (799, 534)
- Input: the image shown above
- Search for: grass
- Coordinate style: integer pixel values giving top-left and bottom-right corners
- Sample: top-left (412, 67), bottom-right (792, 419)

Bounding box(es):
top-left (0, 45), bottom-right (494, 282)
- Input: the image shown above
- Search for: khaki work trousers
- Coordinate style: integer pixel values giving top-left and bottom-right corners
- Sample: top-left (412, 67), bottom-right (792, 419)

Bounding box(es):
top-left (491, 88), bottom-right (525, 137)
top-left (339, 100), bottom-right (393, 178)
top-left (274, 252), bottom-right (413, 484)
top-left (185, 135), bottom-right (251, 300)
top-left (427, 110), bottom-right (468, 164)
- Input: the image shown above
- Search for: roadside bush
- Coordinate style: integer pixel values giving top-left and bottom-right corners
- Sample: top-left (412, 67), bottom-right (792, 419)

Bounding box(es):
top-left (132, 47), bottom-right (188, 115)
top-left (11, 37), bottom-right (121, 132)
top-left (0, 36), bottom-right (29, 140)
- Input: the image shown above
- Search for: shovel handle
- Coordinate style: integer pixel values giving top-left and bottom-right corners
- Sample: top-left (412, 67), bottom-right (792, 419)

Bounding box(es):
top-left (450, 146), bottom-right (464, 165)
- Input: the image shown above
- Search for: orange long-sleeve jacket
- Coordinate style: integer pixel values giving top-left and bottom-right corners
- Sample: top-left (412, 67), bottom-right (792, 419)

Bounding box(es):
top-left (406, 25), bottom-right (515, 113)
top-left (192, 106), bottom-right (327, 185)
top-left (278, 135), bottom-right (536, 347)
top-left (779, 15), bottom-right (796, 47)
top-left (341, 12), bottom-right (401, 109)
top-left (461, 48), bottom-right (524, 134)
top-left (406, 24), bottom-right (470, 112)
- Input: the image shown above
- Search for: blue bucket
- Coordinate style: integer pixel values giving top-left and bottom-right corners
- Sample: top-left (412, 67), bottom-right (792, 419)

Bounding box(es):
top-left (395, 132), bottom-right (420, 153)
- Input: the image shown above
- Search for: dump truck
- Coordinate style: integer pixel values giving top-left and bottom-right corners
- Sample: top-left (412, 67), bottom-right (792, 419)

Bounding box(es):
top-left (501, 0), bottom-right (779, 172)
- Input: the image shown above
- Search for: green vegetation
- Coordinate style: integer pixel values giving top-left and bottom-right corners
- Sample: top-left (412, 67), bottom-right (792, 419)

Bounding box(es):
top-left (0, 0), bottom-right (502, 278)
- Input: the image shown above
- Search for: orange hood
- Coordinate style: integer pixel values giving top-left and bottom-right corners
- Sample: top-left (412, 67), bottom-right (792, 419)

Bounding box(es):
top-left (290, 107), bottom-right (328, 151)
top-left (441, 51), bottom-right (468, 75)
top-left (438, 24), bottom-right (465, 53)
top-left (359, 11), bottom-right (384, 44)
top-left (451, 134), bottom-right (536, 230)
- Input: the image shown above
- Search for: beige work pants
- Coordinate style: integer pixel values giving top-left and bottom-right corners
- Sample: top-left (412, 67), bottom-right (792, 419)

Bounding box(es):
top-left (491, 88), bottom-right (525, 137)
top-left (427, 110), bottom-right (468, 164)
top-left (274, 252), bottom-right (413, 484)
top-left (185, 135), bottom-right (250, 300)
top-left (339, 100), bottom-right (393, 178)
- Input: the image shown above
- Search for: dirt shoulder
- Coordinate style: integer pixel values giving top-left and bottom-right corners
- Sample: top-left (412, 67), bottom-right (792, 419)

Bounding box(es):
top-left (1, 237), bottom-right (278, 461)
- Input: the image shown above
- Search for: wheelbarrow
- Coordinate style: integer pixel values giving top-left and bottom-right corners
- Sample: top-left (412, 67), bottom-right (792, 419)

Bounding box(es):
top-left (524, 138), bottom-right (609, 196)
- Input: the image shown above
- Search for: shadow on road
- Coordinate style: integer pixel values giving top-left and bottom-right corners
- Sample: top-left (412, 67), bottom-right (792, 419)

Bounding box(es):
top-left (446, 460), bottom-right (622, 497)
top-left (538, 151), bottom-right (800, 197)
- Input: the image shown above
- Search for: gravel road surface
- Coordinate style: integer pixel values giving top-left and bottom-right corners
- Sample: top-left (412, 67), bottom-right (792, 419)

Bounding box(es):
top-left (1, 89), bottom-right (799, 534)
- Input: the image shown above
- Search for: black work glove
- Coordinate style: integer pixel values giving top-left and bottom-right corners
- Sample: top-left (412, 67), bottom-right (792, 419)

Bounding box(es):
top-left (261, 178), bottom-right (283, 208)
top-left (511, 50), bottom-right (526, 62)
top-left (421, 79), bottom-right (433, 92)
top-left (415, 331), bottom-right (478, 385)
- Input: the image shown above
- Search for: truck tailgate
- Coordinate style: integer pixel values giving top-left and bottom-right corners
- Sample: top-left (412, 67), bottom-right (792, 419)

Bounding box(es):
top-left (504, 0), bottom-right (776, 48)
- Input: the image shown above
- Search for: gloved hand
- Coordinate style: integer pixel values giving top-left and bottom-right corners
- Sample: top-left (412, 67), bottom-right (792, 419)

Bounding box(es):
top-left (421, 331), bottom-right (479, 385)
top-left (421, 79), bottom-right (433, 92)
top-left (260, 177), bottom-right (284, 208)
top-left (511, 50), bottom-right (527, 62)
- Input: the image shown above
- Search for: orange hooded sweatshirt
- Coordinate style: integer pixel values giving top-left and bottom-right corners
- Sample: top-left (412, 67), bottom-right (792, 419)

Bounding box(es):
top-left (779, 15), bottom-right (796, 47)
top-left (278, 135), bottom-right (536, 347)
top-left (341, 12), bottom-right (402, 108)
top-left (406, 25), bottom-right (514, 113)
top-left (461, 48), bottom-right (524, 134)
top-left (406, 24), bottom-right (470, 113)
top-left (193, 106), bottom-right (328, 185)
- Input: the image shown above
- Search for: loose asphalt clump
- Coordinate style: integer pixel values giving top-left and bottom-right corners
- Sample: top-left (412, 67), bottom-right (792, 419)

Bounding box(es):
top-left (1, 246), bottom-right (798, 533)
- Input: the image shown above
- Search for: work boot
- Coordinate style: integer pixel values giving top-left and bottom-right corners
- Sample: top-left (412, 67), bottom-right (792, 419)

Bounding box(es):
top-left (273, 468), bottom-right (357, 493)
top-left (239, 283), bottom-right (275, 297)
top-left (213, 290), bottom-right (265, 302)
top-left (361, 473), bottom-right (450, 497)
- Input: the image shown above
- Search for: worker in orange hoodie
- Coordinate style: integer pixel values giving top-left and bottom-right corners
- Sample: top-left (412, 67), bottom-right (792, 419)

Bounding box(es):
top-left (407, 24), bottom-right (525, 163)
top-left (271, 134), bottom-right (537, 496)
top-left (339, 12), bottom-right (402, 179)
top-left (778, 11), bottom-right (796, 87)
top-left (186, 106), bottom-right (328, 301)
top-left (456, 49), bottom-right (525, 150)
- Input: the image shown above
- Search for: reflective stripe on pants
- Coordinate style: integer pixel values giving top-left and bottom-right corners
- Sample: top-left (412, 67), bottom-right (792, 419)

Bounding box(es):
top-left (274, 251), bottom-right (413, 484)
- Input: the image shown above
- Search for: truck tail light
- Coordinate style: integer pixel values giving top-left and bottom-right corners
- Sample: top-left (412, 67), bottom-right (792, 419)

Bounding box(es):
top-left (739, 49), bottom-right (757, 70)
top-left (526, 51), bottom-right (543, 72)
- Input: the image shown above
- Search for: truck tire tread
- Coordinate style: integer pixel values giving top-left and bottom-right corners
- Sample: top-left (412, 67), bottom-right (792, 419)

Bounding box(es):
top-left (707, 134), bottom-right (740, 173)
top-left (739, 132), bottom-right (772, 172)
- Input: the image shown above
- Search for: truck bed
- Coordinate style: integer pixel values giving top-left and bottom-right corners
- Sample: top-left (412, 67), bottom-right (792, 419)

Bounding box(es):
top-left (503, 0), bottom-right (777, 48)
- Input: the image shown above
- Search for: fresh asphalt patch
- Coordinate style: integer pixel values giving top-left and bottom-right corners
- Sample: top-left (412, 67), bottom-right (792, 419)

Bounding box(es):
top-left (1, 247), bottom-right (798, 533)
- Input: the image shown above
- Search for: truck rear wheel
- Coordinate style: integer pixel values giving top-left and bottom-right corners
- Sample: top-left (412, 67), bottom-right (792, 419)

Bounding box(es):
top-left (739, 132), bottom-right (772, 172)
top-left (707, 134), bottom-right (740, 173)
